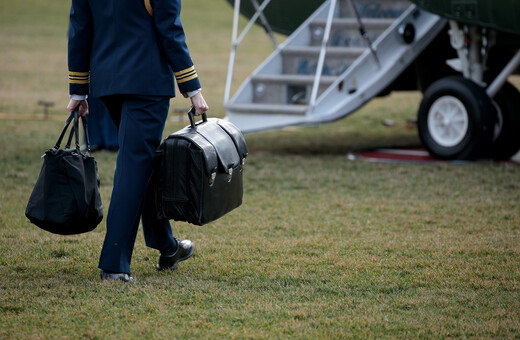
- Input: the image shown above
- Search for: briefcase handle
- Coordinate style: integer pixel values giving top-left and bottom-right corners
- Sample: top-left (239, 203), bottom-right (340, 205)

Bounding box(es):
top-left (188, 107), bottom-right (208, 129)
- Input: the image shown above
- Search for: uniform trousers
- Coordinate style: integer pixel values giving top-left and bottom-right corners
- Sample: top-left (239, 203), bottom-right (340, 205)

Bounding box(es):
top-left (86, 96), bottom-right (118, 151)
top-left (98, 94), bottom-right (176, 274)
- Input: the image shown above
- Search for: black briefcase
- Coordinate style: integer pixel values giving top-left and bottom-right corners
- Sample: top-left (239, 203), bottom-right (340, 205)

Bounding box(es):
top-left (154, 109), bottom-right (248, 225)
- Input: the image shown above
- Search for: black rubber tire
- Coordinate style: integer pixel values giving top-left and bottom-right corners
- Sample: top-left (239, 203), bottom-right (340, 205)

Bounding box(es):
top-left (488, 82), bottom-right (520, 160)
top-left (417, 76), bottom-right (494, 160)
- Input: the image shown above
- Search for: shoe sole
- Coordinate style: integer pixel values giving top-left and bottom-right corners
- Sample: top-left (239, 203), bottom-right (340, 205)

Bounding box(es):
top-left (100, 271), bottom-right (135, 283)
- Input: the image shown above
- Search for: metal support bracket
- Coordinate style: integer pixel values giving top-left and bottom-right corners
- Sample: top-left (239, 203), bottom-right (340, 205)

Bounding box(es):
top-left (224, 0), bottom-right (276, 104)
top-left (309, 0), bottom-right (337, 108)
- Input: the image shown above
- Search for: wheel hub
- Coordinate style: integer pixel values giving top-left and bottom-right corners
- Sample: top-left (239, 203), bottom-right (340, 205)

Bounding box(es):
top-left (428, 96), bottom-right (469, 147)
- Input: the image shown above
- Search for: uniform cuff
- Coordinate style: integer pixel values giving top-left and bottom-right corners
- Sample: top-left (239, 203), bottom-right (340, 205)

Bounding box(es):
top-left (186, 89), bottom-right (201, 98)
top-left (70, 94), bottom-right (88, 100)
top-left (69, 71), bottom-right (90, 97)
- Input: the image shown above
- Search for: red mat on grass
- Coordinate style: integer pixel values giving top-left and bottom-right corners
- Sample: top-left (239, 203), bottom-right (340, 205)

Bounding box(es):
top-left (352, 148), bottom-right (519, 163)
top-left (353, 148), bottom-right (437, 163)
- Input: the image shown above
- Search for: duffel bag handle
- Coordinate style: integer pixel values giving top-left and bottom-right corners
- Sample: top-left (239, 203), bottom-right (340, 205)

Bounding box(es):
top-left (54, 111), bottom-right (76, 150)
top-left (64, 110), bottom-right (81, 153)
top-left (80, 112), bottom-right (92, 155)
top-left (54, 109), bottom-right (92, 155)
top-left (188, 107), bottom-right (208, 129)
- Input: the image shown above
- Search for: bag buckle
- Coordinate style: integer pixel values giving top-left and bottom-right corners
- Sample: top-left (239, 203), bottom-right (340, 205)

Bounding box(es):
top-left (209, 172), bottom-right (216, 186)
top-left (226, 167), bottom-right (233, 182)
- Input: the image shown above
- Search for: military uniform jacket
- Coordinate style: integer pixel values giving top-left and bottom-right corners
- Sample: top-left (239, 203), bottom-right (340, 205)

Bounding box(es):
top-left (68, 0), bottom-right (201, 98)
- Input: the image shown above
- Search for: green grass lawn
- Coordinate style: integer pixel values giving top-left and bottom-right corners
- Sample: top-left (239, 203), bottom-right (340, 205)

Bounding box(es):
top-left (1, 0), bottom-right (519, 338)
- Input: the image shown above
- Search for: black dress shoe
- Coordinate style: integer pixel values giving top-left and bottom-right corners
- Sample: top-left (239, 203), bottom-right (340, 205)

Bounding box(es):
top-left (156, 239), bottom-right (194, 271)
top-left (100, 270), bottom-right (135, 283)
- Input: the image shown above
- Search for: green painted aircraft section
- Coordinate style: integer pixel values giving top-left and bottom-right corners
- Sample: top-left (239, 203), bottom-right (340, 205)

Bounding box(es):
top-left (225, 0), bottom-right (325, 35)
top-left (410, 0), bottom-right (520, 35)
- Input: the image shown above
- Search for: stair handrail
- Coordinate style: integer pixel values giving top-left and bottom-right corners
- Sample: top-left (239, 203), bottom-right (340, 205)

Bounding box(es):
top-left (224, 0), bottom-right (276, 104)
top-left (251, 0), bottom-right (278, 48)
top-left (347, 0), bottom-right (380, 67)
top-left (309, 0), bottom-right (337, 109)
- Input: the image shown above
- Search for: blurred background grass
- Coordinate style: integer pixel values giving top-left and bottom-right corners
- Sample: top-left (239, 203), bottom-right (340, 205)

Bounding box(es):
top-left (0, 0), bottom-right (519, 338)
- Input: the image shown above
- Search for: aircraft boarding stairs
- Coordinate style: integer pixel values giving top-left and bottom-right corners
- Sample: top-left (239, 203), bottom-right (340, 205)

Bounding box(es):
top-left (224, 0), bottom-right (447, 133)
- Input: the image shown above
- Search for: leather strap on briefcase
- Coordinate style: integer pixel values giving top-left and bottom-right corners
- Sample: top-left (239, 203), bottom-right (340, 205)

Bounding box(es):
top-left (179, 113), bottom-right (242, 180)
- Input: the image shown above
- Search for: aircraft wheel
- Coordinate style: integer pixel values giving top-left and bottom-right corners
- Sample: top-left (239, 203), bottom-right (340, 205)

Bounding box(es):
top-left (417, 76), bottom-right (494, 160)
top-left (488, 82), bottom-right (520, 160)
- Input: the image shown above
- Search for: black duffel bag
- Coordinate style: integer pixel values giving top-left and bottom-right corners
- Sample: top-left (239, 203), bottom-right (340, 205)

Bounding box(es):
top-left (25, 110), bottom-right (103, 235)
top-left (154, 109), bottom-right (248, 225)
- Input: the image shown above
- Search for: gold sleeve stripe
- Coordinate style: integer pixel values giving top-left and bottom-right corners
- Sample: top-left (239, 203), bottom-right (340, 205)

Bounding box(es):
top-left (69, 71), bottom-right (89, 84)
top-left (176, 72), bottom-right (197, 83)
top-left (176, 69), bottom-right (196, 80)
top-left (144, 0), bottom-right (153, 15)
top-left (69, 75), bottom-right (89, 79)
top-left (69, 79), bottom-right (90, 84)
top-left (69, 71), bottom-right (89, 76)
top-left (174, 66), bottom-right (195, 77)
top-left (176, 73), bottom-right (198, 84)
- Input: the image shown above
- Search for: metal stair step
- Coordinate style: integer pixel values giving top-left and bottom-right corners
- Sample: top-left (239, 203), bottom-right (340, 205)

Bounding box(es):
top-left (252, 74), bottom-right (337, 84)
top-left (250, 74), bottom-right (337, 105)
top-left (282, 46), bottom-right (366, 56)
top-left (309, 18), bottom-right (396, 46)
top-left (225, 103), bottom-right (309, 116)
top-left (338, 0), bottom-right (411, 19)
top-left (281, 46), bottom-right (364, 76)
top-left (310, 18), bottom-right (396, 29)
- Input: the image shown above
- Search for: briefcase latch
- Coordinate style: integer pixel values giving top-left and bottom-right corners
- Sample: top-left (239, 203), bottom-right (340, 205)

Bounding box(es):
top-left (226, 167), bottom-right (233, 182)
top-left (209, 172), bottom-right (217, 186)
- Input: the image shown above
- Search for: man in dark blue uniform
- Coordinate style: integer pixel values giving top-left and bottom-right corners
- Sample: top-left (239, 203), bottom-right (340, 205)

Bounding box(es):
top-left (67, 0), bottom-right (209, 282)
